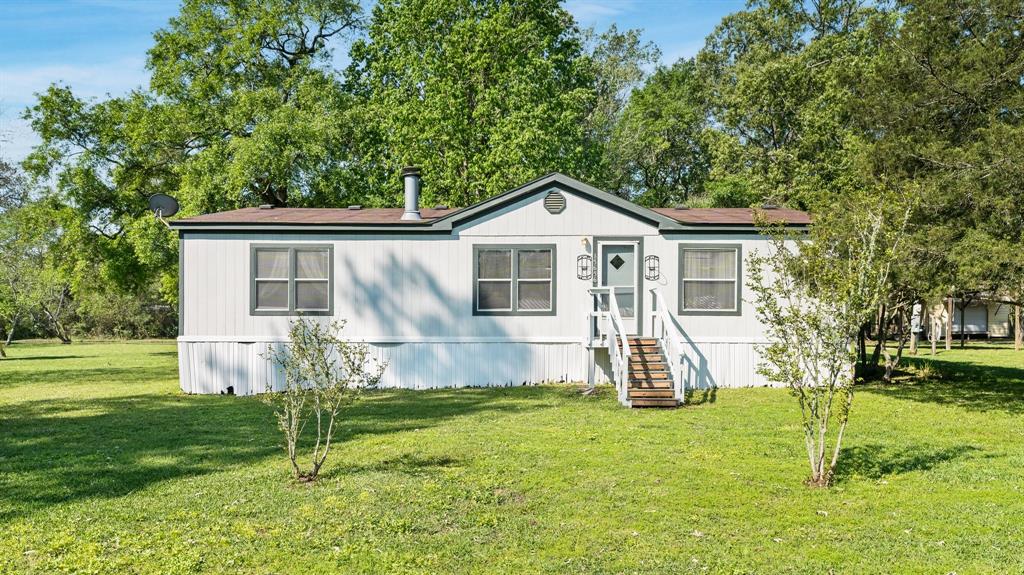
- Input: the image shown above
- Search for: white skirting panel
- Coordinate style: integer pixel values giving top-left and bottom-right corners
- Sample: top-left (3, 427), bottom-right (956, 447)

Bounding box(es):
top-left (178, 340), bottom-right (590, 395)
top-left (677, 340), bottom-right (772, 389)
top-left (178, 338), bottom-right (773, 395)
top-left (591, 339), bottom-right (772, 390)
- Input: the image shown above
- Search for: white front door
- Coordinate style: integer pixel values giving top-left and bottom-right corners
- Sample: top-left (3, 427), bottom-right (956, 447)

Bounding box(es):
top-left (598, 240), bottom-right (640, 334)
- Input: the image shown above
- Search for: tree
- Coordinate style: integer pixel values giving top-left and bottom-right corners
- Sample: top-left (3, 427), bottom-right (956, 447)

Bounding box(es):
top-left (23, 0), bottom-right (363, 305)
top-left (749, 189), bottom-right (912, 486)
top-left (581, 25), bottom-right (661, 195)
top-left (695, 0), bottom-right (893, 209)
top-left (0, 158), bottom-right (27, 213)
top-left (861, 0), bottom-right (1024, 344)
top-left (263, 319), bottom-right (385, 481)
top-left (0, 200), bottom-right (76, 346)
top-left (344, 0), bottom-right (601, 209)
top-left (608, 58), bottom-right (709, 206)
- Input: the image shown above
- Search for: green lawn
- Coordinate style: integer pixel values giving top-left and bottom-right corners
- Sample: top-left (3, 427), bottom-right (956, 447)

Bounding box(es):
top-left (1, 341), bottom-right (1023, 574)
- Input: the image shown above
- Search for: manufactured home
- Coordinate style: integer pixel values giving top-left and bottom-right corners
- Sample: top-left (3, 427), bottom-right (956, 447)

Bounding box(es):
top-left (925, 297), bottom-right (1016, 340)
top-left (170, 171), bottom-right (809, 407)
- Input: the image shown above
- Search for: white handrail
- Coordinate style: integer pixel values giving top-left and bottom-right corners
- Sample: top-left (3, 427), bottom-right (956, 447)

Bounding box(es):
top-left (608, 289), bottom-right (631, 404)
top-left (589, 286), bottom-right (632, 405)
top-left (650, 288), bottom-right (686, 403)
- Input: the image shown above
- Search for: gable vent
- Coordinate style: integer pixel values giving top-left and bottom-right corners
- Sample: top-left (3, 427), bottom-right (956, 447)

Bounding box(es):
top-left (543, 190), bottom-right (566, 214)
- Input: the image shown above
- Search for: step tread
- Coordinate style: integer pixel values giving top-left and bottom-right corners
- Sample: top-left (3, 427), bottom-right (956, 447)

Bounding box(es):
top-left (628, 390), bottom-right (676, 398)
top-left (629, 381), bottom-right (674, 389)
top-left (630, 398), bottom-right (679, 408)
top-left (628, 372), bottom-right (670, 379)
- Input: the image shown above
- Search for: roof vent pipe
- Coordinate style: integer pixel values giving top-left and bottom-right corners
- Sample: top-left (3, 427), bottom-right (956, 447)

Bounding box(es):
top-left (401, 166), bottom-right (422, 220)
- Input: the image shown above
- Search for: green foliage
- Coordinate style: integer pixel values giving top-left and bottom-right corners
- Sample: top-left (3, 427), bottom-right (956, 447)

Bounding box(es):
top-left (262, 319), bottom-right (385, 480)
top-left (23, 0), bottom-right (362, 308)
top-left (582, 25), bottom-right (661, 194)
top-left (695, 0), bottom-right (893, 208)
top-left (609, 59), bottom-right (709, 205)
top-left (0, 158), bottom-right (28, 213)
top-left (72, 288), bottom-right (175, 339)
top-left (748, 187), bottom-right (914, 485)
top-left (344, 0), bottom-right (601, 208)
top-left (861, 0), bottom-right (1024, 301)
top-left (3, 341), bottom-right (1024, 572)
top-left (0, 198), bottom-right (77, 344)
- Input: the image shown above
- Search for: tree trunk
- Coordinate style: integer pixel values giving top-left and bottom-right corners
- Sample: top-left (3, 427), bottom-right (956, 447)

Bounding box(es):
top-left (909, 304), bottom-right (918, 355)
top-left (882, 311), bottom-right (908, 383)
top-left (4, 321), bottom-right (14, 346)
top-left (930, 309), bottom-right (937, 356)
top-left (1016, 304), bottom-right (1022, 352)
top-left (870, 304), bottom-right (886, 367)
top-left (858, 324), bottom-right (867, 368)
top-left (959, 301), bottom-right (967, 349)
top-left (945, 297), bottom-right (953, 351)
top-left (41, 305), bottom-right (72, 344)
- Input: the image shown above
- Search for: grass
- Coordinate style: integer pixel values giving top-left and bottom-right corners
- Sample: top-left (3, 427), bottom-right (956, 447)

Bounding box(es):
top-left (1, 341), bottom-right (1023, 574)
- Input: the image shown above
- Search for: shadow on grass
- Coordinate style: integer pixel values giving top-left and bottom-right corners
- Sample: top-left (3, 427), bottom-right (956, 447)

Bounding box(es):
top-left (861, 351), bottom-right (1024, 415)
top-left (0, 367), bottom-right (178, 389)
top-left (835, 443), bottom-right (980, 482)
top-left (331, 453), bottom-right (463, 477)
top-left (0, 385), bottom-right (545, 522)
top-left (685, 386), bottom-right (717, 406)
top-left (1, 355), bottom-right (89, 362)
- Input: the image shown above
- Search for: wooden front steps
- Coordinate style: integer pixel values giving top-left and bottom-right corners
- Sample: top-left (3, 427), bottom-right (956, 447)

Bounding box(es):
top-left (626, 338), bottom-right (678, 408)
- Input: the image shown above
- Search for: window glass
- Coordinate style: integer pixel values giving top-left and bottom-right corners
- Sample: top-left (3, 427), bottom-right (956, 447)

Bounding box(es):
top-left (681, 247), bottom-right (738, 312)
top-left (296, 250), bottom-right (329, 279)
top-left (517, 281), bottom-right (551, 310)
top-left (683, 249), bottom-right (735, 279)
top-left (474, 246), bottom-right (554, 314)
top-left (478, 281), bottom-right (512, 310)
top-left (256, 281), bottom-right (288, 309)
top-left (682, 280), bottom-right (735, 310)
top-left (478, 249), bottom-right (512, 279)
top-left (295, 281), bottom-right (329, 310)
top-left (252, 246), bottom-right (332, 315)
top-left (518, 250), bottom-right (551, 279)
top-left (256, 249), bottom-right (289, 278)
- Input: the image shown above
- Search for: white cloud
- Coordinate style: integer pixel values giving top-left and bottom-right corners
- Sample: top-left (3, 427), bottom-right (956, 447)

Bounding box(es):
top-left (0, 56), bottom-right (148, 162)
top-left (0, 119), bottom-right (39, 164)
top-left (564, 0), bottom-right (636, 27)
top-left (0, 56), bottom-right (148, 107)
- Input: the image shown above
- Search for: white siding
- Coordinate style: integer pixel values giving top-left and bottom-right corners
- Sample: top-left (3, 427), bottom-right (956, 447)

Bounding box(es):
top-left (179, 340), bottom-right (587, 395)
top-left (988, 303), bottom-right (1012, 338)
top-left (951, 303), bottom-right (989, 334)
top-left (179, 186), bottom-right (781, 393)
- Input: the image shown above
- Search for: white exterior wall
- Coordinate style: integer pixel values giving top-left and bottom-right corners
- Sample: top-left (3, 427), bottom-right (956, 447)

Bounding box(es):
top-left (988, 303), bottom-right (1012, 338)
top-left (179, 188), bottom-right (779, 394)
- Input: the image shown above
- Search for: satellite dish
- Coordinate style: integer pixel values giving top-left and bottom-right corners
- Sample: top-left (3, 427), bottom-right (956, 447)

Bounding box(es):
top-left (148, 194), bottom-right (179, 218)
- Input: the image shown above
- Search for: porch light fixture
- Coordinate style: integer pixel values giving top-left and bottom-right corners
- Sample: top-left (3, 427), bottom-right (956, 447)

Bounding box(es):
top-left (576, 254), bottom-right (593, 280)
top-left (644, 255), bottom-right (661, 281)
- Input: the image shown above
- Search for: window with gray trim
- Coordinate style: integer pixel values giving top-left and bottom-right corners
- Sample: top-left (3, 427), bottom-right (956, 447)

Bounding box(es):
top-left (474, 245), bottom-right (555, 315)
top-left (251, 245), bottom-right (332, 315)
top-left (679, 245), bottom-right (740, 314)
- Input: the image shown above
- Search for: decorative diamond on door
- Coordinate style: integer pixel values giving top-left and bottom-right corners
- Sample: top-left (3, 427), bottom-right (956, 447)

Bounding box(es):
top-left (610, 254), bottom-right (625, 269)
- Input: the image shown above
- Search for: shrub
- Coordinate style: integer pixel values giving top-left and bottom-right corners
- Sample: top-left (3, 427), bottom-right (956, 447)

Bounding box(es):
top-left (262, 319), bottom-right (386, 481)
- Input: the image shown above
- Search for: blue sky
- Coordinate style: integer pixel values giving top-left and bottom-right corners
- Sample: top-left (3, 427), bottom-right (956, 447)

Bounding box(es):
top-left (0, 0), bottom-right (744, 162)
